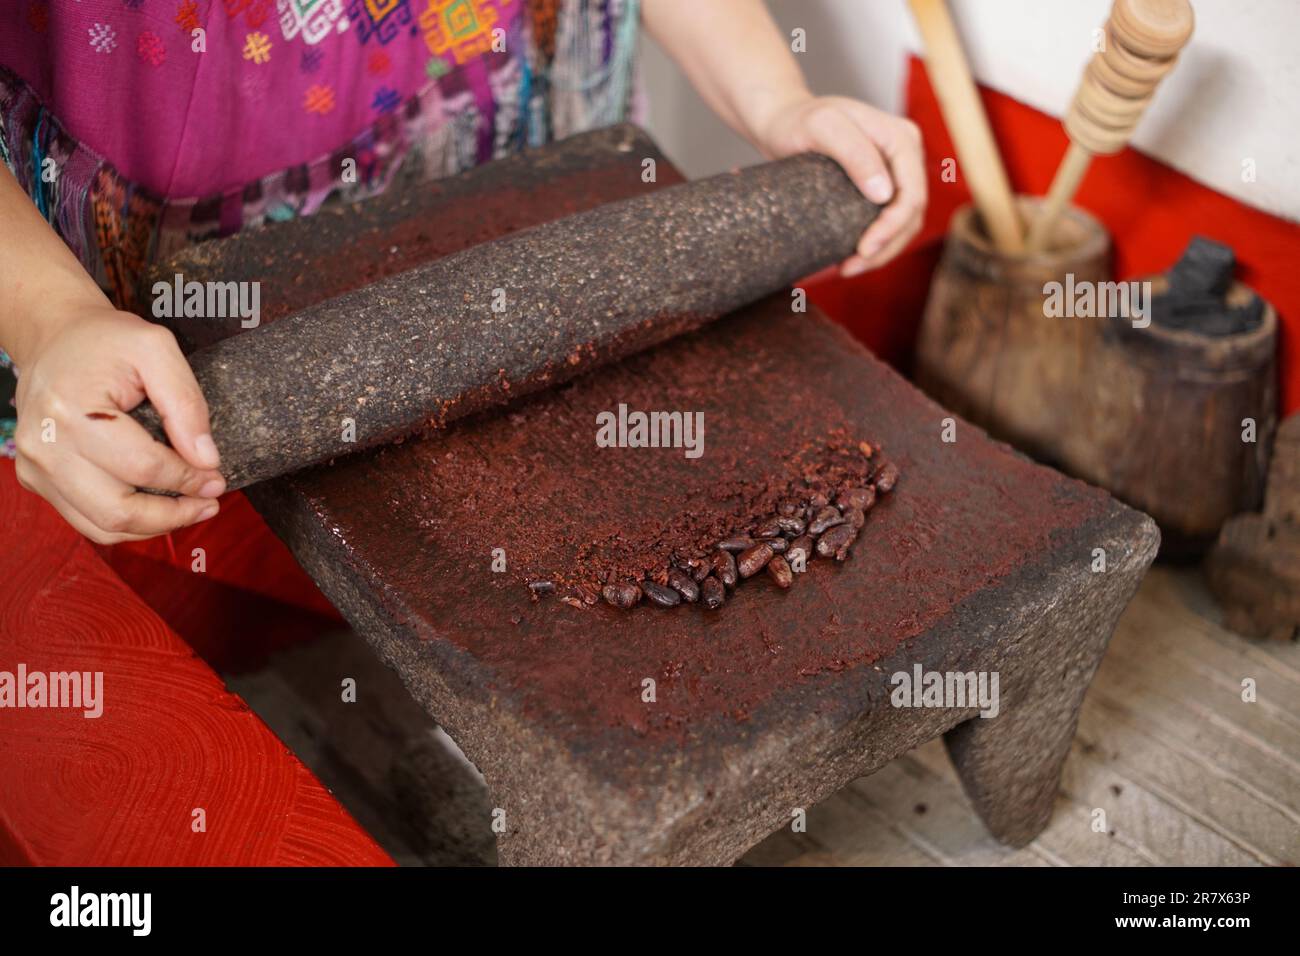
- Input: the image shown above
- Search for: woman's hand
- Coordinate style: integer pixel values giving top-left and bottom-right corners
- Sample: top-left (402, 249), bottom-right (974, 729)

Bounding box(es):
top-left (643, 1), bottom-right (928, 275)
top-left (755, 94), bottom-right (928, 277)
top-left (12, 301), bottom-right (225, 544)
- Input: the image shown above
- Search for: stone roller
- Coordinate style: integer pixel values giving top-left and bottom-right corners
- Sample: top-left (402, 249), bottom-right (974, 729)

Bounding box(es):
top-left (1025, 0), bottom-right (1195, 252)
top-left (130, 154), bottom-right (880, 491)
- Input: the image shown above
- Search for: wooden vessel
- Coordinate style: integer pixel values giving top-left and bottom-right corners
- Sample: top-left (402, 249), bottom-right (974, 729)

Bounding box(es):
top-left (918, 200), bottom-right (1277, 556)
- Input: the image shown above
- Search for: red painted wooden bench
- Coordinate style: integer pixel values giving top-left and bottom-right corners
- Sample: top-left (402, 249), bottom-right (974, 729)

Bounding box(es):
top-left (0, 462), bottom-right (389, 866)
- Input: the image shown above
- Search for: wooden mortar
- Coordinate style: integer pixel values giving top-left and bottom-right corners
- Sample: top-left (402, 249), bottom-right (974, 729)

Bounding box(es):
top-left (916, 196), bottom-right (1111, 465)
top-left (919, 200), bottom-right (1278, 557)
top-left (1097, 276), bottom-right (1277, 555)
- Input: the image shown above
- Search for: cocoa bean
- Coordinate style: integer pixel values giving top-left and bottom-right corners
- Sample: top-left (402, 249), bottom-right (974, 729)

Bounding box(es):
top-left (642, 580), bottom-right (682, 608)
top-left (776, 515), bottom-right (806, 536)
top-left (717, 534), bottom-right (756, 552)
top-left (712, 550), bottom-right (738, 589)
top-left (737, 542), bottom-right (775, 578)
top-left (837, 486), bottom-right (876, 511)
top-left (766, 536), bottom-right (788, 554)
top-left (787, 534), bottom-right (814, 567)
top-left (527, 580), bottom-right (555, 595)
top-left (701, 575), bottom-right (725, 609)
top-left (767, 555), bottom-right (793, 588)
top-left (842, 506), bottom-right (865, 529)
top-left (808, 505), bottom-right (846, 535)
top-left (667, 568), bottom-right (700, 603)
top-left (874, 461), bottom-right (899, 494)
top-left (602, 581), bottom-right (642, 609)
top-left (816, 522), bottom-right (859, 561)
top-left (753, 517), bottom-right (784, 539)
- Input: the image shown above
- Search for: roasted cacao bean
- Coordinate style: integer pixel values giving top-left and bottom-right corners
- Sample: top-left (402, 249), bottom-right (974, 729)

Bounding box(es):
top-left (642, 580), bottom-right (682, 608)
top-left (767, 555), bottom-right (793, 588)
top-left (701, 575), bottom-right (725, 609)
top-left (717, 534), bottom-right (756, 553)
top-left (667, 568), bottom-right (700, 603)
top-left (842, 506), bottom-right (865, 529)
top-left (808, 505), bottom-right (846, 535)
top-left (712, 549), bottom-right (738, 589)
top-left (776, 515), bottom-right (806, 536)
top-left (766, 536), bottom-right (788, 554)
top-left (837, 486), bottom-right (876, 511)
top-left (753, 516), bottom-right (785, 539)
top-left (874, 461), bottom-right (899, 493)
top-left (787, 534), bottom-right (814, 567)
top-left (816, 522), bottom-right (859, 561)
top-left (737, 542), bottom-right (775, 578)
top-left (602, 581), bottom-right (642, 609)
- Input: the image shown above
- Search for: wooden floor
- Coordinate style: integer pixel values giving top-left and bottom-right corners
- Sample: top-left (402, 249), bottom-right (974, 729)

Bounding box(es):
top-left (229, 566), bottom-right (1300, 866)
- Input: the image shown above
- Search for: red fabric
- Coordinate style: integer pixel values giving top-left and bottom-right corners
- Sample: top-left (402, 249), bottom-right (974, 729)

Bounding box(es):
top-left (809, 56), bottom-right (1299, 417)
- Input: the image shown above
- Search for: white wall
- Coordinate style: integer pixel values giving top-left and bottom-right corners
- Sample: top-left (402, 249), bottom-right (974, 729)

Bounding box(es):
top-left (640, 0), bottom-right (1300, 222)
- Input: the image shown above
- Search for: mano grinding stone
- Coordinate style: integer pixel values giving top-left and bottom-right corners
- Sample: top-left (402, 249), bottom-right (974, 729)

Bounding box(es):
top-left (131, 151), bottom-right (879, 490)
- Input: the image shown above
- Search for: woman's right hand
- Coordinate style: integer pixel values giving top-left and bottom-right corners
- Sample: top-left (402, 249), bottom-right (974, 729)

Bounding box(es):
top-left (12, 300), bottom-right (226, 543)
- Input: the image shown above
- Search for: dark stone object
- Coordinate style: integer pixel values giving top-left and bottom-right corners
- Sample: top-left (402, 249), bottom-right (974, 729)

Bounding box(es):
top-left (1167, 235), bottom-right (1235, 299)
top-left (161, 126), bottom-right (1159, 865)
top-left (133, 130), bottom-right (878, 490)
top-left (1151, 236), bottom-right (1263, 337)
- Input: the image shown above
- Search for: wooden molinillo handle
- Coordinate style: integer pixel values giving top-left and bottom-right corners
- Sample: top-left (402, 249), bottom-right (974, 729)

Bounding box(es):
top-left (1027, 0), bottom-right (1194, 251)
top-left (907, 0), bottom-right (1024, 253)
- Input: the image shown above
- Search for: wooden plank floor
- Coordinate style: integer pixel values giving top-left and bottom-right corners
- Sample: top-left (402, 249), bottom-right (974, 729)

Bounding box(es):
top-left (228, 566), bottom-right (1300, 866)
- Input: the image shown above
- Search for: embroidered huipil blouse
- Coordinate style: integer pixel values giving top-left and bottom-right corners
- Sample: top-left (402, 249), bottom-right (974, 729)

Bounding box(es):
top-left (0, 0), bottom-right (642, 453)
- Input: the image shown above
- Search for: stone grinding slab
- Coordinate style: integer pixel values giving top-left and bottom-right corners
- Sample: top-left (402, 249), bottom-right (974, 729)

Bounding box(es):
top-left (150, 126), bottom-right (1159, 864)
top-left (134, 130), bottom-right (878, 491)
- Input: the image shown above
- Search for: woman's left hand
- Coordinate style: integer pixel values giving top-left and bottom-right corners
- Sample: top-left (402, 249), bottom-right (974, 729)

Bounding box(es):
top-left (755, 94), bottom-right (928, 277)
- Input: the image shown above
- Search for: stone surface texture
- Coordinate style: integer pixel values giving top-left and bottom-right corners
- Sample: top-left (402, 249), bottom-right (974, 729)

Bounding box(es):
top-left (137, 126), bottom-right (878, 490)
top-left (150, 126), bottom-right (1158, 865)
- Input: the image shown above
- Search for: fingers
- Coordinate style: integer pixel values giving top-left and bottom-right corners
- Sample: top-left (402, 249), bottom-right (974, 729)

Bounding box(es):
top-left (11, 308), bottom-right (227, 544)
top-left (34, 452), bottom-right (219, 544)
top-left (802, 102), bottom-right (896, 206)
top-left (854, 113), bottom-right (927, 269)
top-left (131, 324), bottom-right (221, 471)
top-left (16, 470), bottom-right (151, 545)
top-left (77, 409), bottom-right (225, 499)
top-left (20, 455), bottom-right (221, 546)
top-left (825, 106), bottom-right (925, 275)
